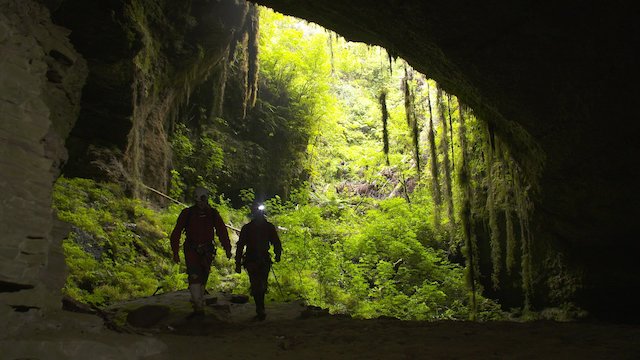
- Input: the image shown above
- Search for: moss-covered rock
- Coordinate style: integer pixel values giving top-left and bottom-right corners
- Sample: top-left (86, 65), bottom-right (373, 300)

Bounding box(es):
top-left (49, 0), bottom-right (257, 200)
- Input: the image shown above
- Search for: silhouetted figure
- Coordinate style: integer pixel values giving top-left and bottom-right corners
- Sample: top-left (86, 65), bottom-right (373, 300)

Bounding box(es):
top-left (235, 203), bottom-right (282, 321)
top-left (170, 186), bottom-right (232, 315)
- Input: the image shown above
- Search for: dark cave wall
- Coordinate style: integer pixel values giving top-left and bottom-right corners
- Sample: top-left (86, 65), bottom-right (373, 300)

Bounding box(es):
top-left (0, 0), bottom-right (87, 329)
top-left (250, 0), bottom-right (640, 317)
top-left (0, 0), bottom-right (260, 327)
top-left (48, 0), bottom-right (257, 198)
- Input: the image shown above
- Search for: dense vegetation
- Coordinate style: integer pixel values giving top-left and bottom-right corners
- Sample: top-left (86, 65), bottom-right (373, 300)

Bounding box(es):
top-left (55, 8), bottom-right (543, 320)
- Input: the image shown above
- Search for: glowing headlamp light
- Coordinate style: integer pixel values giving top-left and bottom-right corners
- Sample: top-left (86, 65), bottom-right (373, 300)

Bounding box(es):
top-left (257, 204), bottom-right (265, 211)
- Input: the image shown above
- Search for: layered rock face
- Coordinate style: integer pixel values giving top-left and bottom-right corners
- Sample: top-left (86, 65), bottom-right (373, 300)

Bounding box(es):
top-left (51, 0), bottom-right (257, 197)
top-left (0, 0), bottom-right (256, 335)
top-left (0, 0), bottom-right (86, 330)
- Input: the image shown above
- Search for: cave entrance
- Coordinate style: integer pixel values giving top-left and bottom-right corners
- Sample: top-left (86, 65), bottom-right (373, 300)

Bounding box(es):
top-left (55, 5), bottom-right (536, 322)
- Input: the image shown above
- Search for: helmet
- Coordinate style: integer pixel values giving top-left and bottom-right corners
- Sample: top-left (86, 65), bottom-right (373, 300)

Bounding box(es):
top-left (251, 202), bottom-right (266, 217)
top-left (194, 186), bottom-right (209, 202)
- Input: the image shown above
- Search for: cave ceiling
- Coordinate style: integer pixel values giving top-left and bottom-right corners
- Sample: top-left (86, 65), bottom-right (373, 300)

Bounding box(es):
top-left (248, 0), bottom-right (638, 234)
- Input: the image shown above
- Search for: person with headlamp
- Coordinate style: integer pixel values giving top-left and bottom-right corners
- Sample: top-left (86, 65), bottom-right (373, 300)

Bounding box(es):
top-left (235, 202), bottom-right (282, 321)
top-left (170, 186), bottom-right (232, 315)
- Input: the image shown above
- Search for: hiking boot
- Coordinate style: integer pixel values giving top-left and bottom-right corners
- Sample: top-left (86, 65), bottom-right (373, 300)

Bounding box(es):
top-left (189, 284), bottom-right (205, 312)
top-left (187, 308), bottom-right (205, 319)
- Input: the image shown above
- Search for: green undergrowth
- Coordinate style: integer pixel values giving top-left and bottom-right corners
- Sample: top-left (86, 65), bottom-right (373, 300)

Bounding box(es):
top-left (53, 177), bottom-right (502, 320)
top-left (54, 177), bottom-right (178, 305)
top-left (53, 177), bottom-right (240, 306)
top-left (265, 189), bottom-right (502, 320)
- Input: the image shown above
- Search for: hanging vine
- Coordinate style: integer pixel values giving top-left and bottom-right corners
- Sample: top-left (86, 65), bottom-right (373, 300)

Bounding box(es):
top-left (437, 86), bottom-right (455, 233)
top-left (486, 125), bottom-right (502, 290)
top-left (513, 163), bottom-right (534, 310)
top-left (505, 159), bottom-right (517, 275)
top-left (426, 81), bottom-right (441, 206)
top-left (480, 118), bottom-right (535, 307)
top-left (327, 31), bottom-right (335, 75)
top-left (403, 67), bottom-right (421, 176)
top-left (457, 104), bottom-right (479, 319)
top-left (379, 90), bottom-right (390, 166)
top-left (447, 94), bottom-right (455, 169)
top-left (386, 50), bottom-right (396, 75)
top-left (211, 51), bottom-right (228, 119)
top-left (246, 4), bottom-right (260, 110)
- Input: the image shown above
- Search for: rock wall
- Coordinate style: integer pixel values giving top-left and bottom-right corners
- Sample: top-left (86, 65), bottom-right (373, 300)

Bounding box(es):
top-left (0, 1), bottom-right (258, 352)
top-left (0, 0), bottom-right (258, 331)
top-left (0, 0), bottom-right (86, 332)
top-left (50, 0), bottom-right (257, 199)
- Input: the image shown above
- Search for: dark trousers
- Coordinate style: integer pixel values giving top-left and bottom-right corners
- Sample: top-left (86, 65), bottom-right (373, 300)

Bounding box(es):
top-left (184, 243), bottom-right (214, 285)
top-left (245, 260), bottom-right (270, 315)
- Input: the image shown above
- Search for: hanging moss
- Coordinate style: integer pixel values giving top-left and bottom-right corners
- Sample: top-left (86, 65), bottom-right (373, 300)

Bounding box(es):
top-left (403, 67), bottom-right (421, 176)
top-left (476, 134), bottom-right (535, 310)
top-left (458, 104), bottom-right (479, 319)
top-left (223, 4), bottom-right (261, 120)
top-left (210, 51), bottom-right (230, 118)
top-left (504, 209), bottom-right (517, 273)
top-left (426, 81), bottom-right (441, 206)
top-left (486, 131), bottom-right (502, 290)
top-left (379, 91), bottom-right (390, 166)
top-left (328, 31), bottom-right (335, 75)
top-left (412, 115), bottom-right (421, 176)
top-left (513, 168), bottom-right (534, 310)
top-left (386, 50), bottom-right (396, 75)
top-left (470, 115), bottom-right (535, 304)
top-left (505, 161), bottom-right (517, 275)
top-left (437, 86), bottom-right (455, 232)
top-left (246, 4), bottom-right (260, 109)
top-left (447, 95), bottom-right (455, 169)
top-left (235, 33), bottom-right (251, 118)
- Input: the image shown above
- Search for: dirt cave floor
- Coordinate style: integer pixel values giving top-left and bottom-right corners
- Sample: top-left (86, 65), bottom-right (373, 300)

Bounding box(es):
top-left (80, 290), bottom-right (640, 360)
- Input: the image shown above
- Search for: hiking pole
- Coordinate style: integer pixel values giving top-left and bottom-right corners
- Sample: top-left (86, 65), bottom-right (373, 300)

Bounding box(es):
top-left (270, 265), bottom-right (285, 298)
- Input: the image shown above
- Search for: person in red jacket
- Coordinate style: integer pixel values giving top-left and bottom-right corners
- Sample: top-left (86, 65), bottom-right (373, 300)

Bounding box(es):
top-left (235, 202), bottom-right (282, 321)
top-left (170, 186), bottom-right (232, 315)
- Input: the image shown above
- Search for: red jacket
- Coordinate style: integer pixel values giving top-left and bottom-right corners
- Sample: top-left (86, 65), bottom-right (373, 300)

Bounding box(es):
top-left (170, 205), bottom-right (231, 258)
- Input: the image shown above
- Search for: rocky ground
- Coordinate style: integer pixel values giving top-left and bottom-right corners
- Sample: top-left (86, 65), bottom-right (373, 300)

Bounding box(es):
top-left (3, 291), bottom-right (640, 359)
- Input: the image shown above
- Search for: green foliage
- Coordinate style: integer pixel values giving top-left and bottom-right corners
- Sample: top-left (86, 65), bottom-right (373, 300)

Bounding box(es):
top-left (170, 123), bottom-right (224, 199)
top-left (241, 10), bottom-right (513, 319)
top-left (57, 121), bottom-right (504, 320)
top-left (262, 193), bottom-right (499, 320)
top-left (54, 177), bottom-right (188, 305)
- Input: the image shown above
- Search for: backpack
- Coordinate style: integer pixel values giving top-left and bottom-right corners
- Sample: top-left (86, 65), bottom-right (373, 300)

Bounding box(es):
top-left (183, 206), bottom-right (217, 256)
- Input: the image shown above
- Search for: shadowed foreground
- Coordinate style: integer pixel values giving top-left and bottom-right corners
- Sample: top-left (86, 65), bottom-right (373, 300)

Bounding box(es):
top-left (23, 291), bottom-right (637, 359)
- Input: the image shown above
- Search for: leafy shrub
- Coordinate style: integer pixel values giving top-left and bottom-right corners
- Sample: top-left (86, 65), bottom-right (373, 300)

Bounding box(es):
top-left (263, 194), bottom-right (496, 320)
top-left (54, 177), bottom-right (192, 305)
